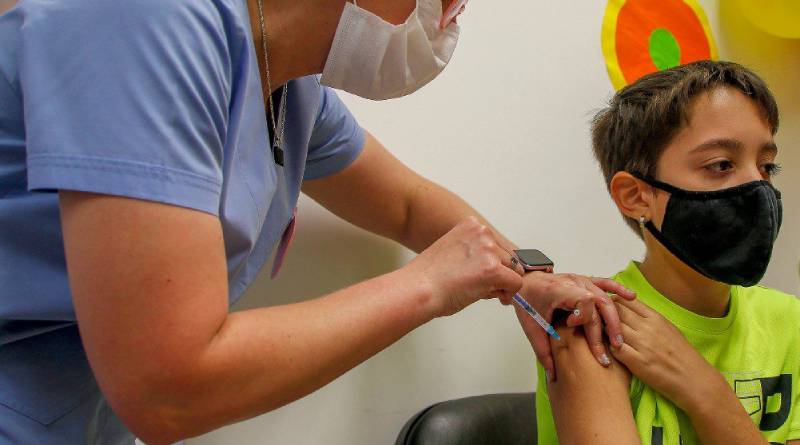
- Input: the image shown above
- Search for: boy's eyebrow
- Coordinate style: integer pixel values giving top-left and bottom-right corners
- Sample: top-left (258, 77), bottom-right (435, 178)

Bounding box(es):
top-left (761, 141), bottom-right (779, 156)
top-left (690, 138), bottom-right (743, 154)
top-left (690, 138), bottom-right (778, 155)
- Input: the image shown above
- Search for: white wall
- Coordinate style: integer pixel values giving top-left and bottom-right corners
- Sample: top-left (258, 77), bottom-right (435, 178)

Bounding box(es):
top-left (192, 1), bottom-right (799, 443)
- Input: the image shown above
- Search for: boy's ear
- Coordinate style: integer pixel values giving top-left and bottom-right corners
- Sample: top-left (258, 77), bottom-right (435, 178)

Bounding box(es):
top-left (609, 172), bottom-right (654, 222)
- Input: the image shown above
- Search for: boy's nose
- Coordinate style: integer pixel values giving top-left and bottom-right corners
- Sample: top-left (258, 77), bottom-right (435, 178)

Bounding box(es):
top-left (742, 165), bottom-right (768, 183)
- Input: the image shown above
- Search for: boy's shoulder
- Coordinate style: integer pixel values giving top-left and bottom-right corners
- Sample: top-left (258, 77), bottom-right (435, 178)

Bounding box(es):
top-left (734, 284), bottom-right (800, 310)
top-left (611, 261), bottom-right (800, 328)
top-left (737, 284), bottom-right (798, 300)
top-left (735, 284), bottom-right (800, 323)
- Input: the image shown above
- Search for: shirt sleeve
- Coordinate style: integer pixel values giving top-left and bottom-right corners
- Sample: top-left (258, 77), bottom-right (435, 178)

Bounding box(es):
top-left (790, 307), bottom-right (800, 441)
top-left (20, 0), bottom-right (230, 215)
top-left (303, 86), bottom-right (365, 181)
top-left (536, 362), bottom-right (561, 445)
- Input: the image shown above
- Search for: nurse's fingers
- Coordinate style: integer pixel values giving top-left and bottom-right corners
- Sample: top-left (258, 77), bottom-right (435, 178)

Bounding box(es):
top-left (487, 260), bottom-right (524, 302)
top-left (591, 277), bottom-right (637, 300)
top-left (593, 294), bottom-right (625, 349)
top-left (582, 307), bottom-right (611, 367)
top-left (496, 244), bottom-right (524, 277)
top-left (565, 299), bottom-right (594, 327)
top-left (516, 304), bottom-right (556, 383)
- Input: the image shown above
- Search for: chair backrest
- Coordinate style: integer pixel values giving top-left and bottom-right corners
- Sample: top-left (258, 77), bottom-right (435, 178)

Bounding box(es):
top-left (395, 392), bottom-right (537, 445)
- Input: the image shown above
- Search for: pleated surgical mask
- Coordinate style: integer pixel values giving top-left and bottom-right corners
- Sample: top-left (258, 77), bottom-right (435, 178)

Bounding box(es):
top-left (320, 0), bottom-right (460, 100)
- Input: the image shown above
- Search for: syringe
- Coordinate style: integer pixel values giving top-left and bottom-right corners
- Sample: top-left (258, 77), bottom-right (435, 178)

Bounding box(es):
top-left (512, 293), bottom-right (561, 340)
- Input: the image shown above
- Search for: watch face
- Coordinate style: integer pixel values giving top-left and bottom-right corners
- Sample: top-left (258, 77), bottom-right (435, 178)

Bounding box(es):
top-left (515, 249), bottom-right (554, 269)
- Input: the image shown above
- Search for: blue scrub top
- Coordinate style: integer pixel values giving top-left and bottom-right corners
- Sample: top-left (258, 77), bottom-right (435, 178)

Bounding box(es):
top-left (0, 0), bottom-right (365, 443)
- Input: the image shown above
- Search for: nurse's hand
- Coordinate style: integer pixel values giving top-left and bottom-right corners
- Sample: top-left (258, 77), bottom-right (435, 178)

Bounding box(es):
top-left (401, 217), bottom-right (525, 317)
top-left (515, 272), bottom-right (636, 383)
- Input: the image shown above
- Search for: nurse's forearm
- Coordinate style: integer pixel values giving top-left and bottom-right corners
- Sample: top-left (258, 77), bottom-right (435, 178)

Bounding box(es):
top-left (60, 192), bottom-right (440, 445)
top-left (400, 179), bottom-right (517, 253)
top-left (302, 133), bottom-right (515, 255)
top-left (144, 268), bottom-right (436, 443)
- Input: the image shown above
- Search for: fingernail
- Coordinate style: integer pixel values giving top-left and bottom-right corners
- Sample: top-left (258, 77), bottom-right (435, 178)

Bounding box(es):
top-left (599, 354), bottom-right (611, 366)
top-left (572, 308), bottom-right (581, 318)
top-left (616, 334), bottom-right (624, 346)
top-left (545, 370), bottom-right (552, 383)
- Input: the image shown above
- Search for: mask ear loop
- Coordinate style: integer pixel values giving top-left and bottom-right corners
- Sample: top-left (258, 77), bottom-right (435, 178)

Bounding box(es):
top-left (441, 0), bottom-right (468, 29)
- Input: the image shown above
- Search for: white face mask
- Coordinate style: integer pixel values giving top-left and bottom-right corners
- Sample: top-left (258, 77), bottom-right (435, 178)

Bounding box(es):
top-left (320, 0), bottom-right (461, 101)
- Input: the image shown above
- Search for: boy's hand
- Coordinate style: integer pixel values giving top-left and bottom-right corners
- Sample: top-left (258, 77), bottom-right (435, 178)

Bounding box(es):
top-left (516, 272), bottom-right (636, 382)
top-left (609, 297), bottom-right (722, 413)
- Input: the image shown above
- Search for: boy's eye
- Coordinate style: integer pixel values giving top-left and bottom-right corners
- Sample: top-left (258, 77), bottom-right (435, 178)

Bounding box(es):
top-left (706, 160), bottom-right (734, 173)
top-left (763, 163), bottom-right (783, 177)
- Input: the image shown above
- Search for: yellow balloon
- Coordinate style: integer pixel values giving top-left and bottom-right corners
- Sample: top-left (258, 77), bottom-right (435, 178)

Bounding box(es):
top-left (736, 0), bottom-right (800, 39)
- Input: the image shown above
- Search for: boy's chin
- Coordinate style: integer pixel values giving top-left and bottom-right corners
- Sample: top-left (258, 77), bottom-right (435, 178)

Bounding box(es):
top-left (645, 239), bottom-right (732, 287)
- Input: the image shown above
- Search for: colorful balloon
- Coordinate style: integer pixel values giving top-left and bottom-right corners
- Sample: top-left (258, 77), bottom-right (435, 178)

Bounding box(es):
top-left (602, 0), bottom-right (718, 90)
top-left (736, 0), bottom-right (800, 39)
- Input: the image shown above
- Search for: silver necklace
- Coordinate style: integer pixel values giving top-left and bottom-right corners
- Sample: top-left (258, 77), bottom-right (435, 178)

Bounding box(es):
top-left (256, 0), bottom-right (287, 166)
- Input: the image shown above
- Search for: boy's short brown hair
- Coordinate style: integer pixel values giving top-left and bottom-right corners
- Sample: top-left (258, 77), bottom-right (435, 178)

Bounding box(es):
top-left (591, 60), bottom-right (780, 235)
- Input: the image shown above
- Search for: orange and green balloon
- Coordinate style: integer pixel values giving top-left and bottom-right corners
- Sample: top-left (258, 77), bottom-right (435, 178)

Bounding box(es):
top-left (602, 0), bottom-right (718, 90)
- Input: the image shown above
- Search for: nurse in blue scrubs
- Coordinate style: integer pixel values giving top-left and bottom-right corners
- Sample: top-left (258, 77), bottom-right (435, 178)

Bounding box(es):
top-left (0, 0), bottom-right (633, 443)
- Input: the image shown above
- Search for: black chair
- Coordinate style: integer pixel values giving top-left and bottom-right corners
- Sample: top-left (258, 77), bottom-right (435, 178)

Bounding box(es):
top-left (395, 393), bottom-right (538, 445)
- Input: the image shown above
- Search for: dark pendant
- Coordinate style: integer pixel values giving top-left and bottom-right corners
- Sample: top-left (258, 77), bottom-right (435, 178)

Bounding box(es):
top-left (273, 144), bottom-right (284, 166)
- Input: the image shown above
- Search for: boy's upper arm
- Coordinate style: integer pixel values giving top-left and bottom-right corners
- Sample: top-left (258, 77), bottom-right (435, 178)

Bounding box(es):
top-left (536, 362), bottom-right (560, 444)
top-left (545, 325), bottom-right (640, 445)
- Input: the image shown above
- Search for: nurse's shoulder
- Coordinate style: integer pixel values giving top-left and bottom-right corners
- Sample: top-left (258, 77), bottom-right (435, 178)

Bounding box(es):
top-left (14, 0), bottom-right (238, 53)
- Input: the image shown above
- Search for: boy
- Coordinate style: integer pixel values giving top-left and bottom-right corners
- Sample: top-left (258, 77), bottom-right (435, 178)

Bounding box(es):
top-left (531, 61), bottom-right (800, 444)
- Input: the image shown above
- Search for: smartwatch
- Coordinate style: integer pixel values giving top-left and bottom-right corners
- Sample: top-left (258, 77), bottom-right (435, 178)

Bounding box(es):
top-left (514, 249), bottom-right (554, 273)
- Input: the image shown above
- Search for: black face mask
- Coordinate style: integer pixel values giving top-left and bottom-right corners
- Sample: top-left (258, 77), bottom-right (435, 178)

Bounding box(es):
top-left (636, 176), bottom-right (783, 287)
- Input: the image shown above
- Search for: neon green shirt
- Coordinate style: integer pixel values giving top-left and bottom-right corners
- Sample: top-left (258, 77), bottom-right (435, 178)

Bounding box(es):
top-left (536, 261), bottom-right (800, 445)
